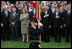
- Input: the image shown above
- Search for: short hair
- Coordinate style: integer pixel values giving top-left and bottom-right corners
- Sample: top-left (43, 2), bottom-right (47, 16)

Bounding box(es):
top-left (4, 5), bottom-right (8, 8)
top-left (21, 9), bottom-right (26, 14)
top-left (12, 8), bottom-right (16, 11)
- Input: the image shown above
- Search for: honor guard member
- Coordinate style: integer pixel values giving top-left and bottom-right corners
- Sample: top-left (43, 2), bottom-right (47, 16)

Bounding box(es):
top-left (29, 18), bottom-right (43, 48)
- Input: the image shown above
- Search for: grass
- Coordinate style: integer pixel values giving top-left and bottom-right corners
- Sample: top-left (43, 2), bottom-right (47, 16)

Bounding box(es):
top-left (1, 37), bottom-right (71, 48)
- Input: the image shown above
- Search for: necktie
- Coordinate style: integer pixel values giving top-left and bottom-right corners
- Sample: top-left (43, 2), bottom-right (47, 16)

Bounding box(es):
top-left (13, 13), bottom-right (15, 16)
top-left (5, 11), bottom-right (8, 17)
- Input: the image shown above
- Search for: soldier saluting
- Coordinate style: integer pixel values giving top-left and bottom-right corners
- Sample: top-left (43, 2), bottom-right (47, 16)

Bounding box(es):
top-left (29, 18), bottom-right (43, 48)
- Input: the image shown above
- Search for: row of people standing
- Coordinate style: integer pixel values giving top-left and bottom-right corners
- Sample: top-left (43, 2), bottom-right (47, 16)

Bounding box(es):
top-left (1, 1), bottom-right (34, 42)
top-left (1, 1), bottom-right (71, 43)
top-left (41, 4), bottom-right (71, 42)
top-left (1, 7), bottom-right (20, 41)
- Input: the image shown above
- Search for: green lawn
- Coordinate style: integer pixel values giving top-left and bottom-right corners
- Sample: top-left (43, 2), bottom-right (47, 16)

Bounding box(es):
top-left (1, 37), bottom-right (71, 48)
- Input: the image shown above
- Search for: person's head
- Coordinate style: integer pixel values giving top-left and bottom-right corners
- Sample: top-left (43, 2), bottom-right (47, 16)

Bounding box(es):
top-left (12, 8), bottom-right (16, 13)
top-left (67, 4), bottom-right (71, 10)
top-left (60, 2), bottom-right (64, 6)
top-left (31, 18), bottom-right (38, 27)
top-left (33, 18), bottom-right (38, 26)
top-left (45, 1), bottom-right (48, 6)
top-left (40, 3), bottom-right (43, 7)
top-left (25, 5), bottom-right (28, 9)
top-left (3, 1), bottom-right (6, 6)
top-left (55, 7), bottom-right (59, 12)
top-left (7, 1), bottom-right (10, 5)
top-left (52, 1), bottom-right (56, 5)
top-left (11, 4), bottom-right (14, 8)
top-left (15, 1), bottom-right (19, 7)
top-left (4, 6), bottom-right (8, 11)
top-left (41, 6), bottom-right (45, 12)
top-left (7, 3), bottom-right (11, 9)
top-left (63, 1), bottom-right (67, 5)
top-left (25, 9), bottom-right (28, 13)
top-left (28, 3), bottom-right (31, 7)
top-left (23, 1), bottom-right (26, 3)
top-left (44, 6), bottom-right (48, 11)
top-left (51, 3), bottom-right (55, 8)
top-left (59, 6), bottom-right (64, 12)
top-left (34, 22), bottom-right (38, 27)
top-left (16, 1), bottom-right (19, 4)
top-left (18, 4), bottom-right (22, 8)
top-left (22, 9), bottom-right (26, 14)
top-left (57, 1), bottom-right (61, 4)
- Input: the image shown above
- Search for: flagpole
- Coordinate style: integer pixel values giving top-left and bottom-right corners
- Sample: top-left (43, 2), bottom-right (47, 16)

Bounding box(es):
top-left (37, 1), bottom-right (41, 44)
top-left (38, 1), bottom-right (40, 23)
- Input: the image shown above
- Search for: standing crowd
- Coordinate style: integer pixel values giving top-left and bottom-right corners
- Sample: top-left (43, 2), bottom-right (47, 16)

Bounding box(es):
top-left (1, 1), bottom-right (71, 43)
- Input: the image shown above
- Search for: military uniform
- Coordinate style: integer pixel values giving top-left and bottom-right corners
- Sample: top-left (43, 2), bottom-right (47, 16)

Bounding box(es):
top-left (29, 19), bottom-right (42, 48)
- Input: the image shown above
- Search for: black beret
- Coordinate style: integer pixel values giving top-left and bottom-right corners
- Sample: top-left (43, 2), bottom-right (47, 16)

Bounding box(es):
top-left (30, 18), bottom-right (38, 23)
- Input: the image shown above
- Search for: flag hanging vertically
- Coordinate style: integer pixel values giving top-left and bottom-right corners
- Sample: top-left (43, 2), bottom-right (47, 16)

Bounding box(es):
top-left (29, 1), bottom-right (41, 22)
top-left (29, 1), bottom-right (41, 43)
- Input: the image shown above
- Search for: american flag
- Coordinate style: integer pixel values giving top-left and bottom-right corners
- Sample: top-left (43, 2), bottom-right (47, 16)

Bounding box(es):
top-left (29, 1), bottom-right (41, 22)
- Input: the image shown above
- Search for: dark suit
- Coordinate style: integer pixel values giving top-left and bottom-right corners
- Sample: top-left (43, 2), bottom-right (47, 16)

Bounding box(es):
top-left (40, 11), bottom-right (45, 41)
top-left (16, 7), bottom-right (22, 37)
top-left (53, 12), bottom-right (62, 42)
top-left (2, 10), bottom-right (11, 41)
top-left (41, 10), bottom-right (51, 42)
top-left (1, 12), bottom-right (4, 40)
top-left (64, 10), bottom-right (71, 42)
top-left (9, 13), bottom-right (19, 41)
top-left (16, 8), bottom-right (22, 16)
top-left (59, 11), bottom-right (65, 37)
top-left (48, 8), bottom-right (55, 37)
top-left (29, 11), bottom-right (34, 20)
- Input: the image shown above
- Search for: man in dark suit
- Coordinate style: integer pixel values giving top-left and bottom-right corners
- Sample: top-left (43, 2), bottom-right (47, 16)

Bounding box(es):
top-left (16, 4), bottom-right (22, 16)
top-left (40, 7), bottom-right (45, 41)
top-left (29, 10), bottom-right (34, 21)
top-left (41, 6), bottom-right (51, 42)
top-left (28, 3), bottom-right (34, 28)
top-left (2, 6), bottom-right (11, 41)
top-left (59, 6), bottom-right (67, 38)
top-left (63, 5), bottom-right (71, 42)
top-left (16, 4), bottom-right (23, 38)
top-left (9, 8), bottom-right (19, 41)
top-left (53, 7), bottom-right (62, 43)
top-left (48, 4), bottom-right (56, 37)
top-left (28, 3), bottom-right (34, 21)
